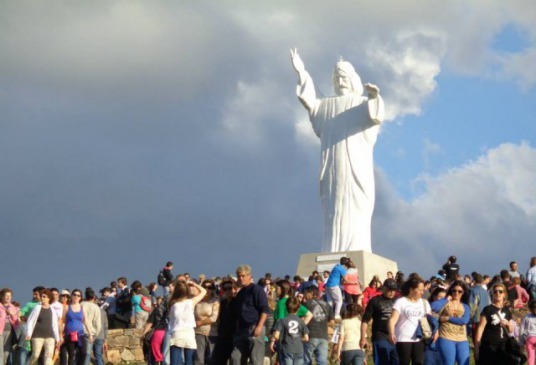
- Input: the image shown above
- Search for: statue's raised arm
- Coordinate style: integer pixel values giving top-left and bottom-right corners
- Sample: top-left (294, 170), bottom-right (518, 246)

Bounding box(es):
top-left (290, 48), bottom-right (306, 83)
top-left (290, 48), bottom-right (317, 113)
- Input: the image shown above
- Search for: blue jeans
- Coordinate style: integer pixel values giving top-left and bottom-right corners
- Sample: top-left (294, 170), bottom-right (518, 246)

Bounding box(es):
top-left (15, 348), bottom-right (29, 365)
top-left (170, 346), bottom-right (195, 365)
top-left (93, 339), bottom-right (105, 365)
top-left (423, 342), bottom-right (442, 365)
top-left (436, 338), bottom-right (469, 365)
top-left (279, 352), bottom-right (304, 365)
top-left (230, 327), bottom-right (265, 365)
top-left (163, 330), bottom-right (171, 365)
top-left (373, 339), bottom-right (399, 365)
top-left (304, 338), bottom-right (328, 365)
top-left (82, 338), bottom-right (93, 365)
top-left (340, 349), bottom-right (365, 365)
top-left (529, 284), bottom-right (536, 301)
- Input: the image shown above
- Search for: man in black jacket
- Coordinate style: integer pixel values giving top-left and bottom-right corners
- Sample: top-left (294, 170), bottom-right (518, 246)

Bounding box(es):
top-left (231, 264), bottom-right (269, 365)
top-left (442, 256), bottom-right (460, 282)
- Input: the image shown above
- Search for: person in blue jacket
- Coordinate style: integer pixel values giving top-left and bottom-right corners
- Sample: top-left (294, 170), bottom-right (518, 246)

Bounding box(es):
top-left (424, 287), bottom-right (446, 365)
top-left (430, 280), bottom-right (471, 365)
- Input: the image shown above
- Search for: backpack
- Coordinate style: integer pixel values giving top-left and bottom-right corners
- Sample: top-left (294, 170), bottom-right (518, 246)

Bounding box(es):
top-left (157, 270), bottom-right (167, 286)
top-left (140, 295), bottom-right (153, 312)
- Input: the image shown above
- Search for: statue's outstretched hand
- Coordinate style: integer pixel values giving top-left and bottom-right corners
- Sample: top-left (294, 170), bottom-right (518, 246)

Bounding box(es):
top-left (290, 48), bottom-right (305, 74)
top-left (365, 83), bottom-right (380, 98)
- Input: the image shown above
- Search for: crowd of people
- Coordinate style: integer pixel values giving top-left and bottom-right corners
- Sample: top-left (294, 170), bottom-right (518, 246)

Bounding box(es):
top-left (1, 257), bottom-right (536, 365)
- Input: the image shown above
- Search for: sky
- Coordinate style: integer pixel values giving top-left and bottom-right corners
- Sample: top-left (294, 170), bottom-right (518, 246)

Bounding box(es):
top-left (1, 1), bottom-right (536, 302)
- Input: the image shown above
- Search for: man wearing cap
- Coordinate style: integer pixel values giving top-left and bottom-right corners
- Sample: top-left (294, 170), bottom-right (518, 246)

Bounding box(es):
top-left (60, 289), bottom-right (71, 312)
top-left (360, 279), bottom-right (399, 365)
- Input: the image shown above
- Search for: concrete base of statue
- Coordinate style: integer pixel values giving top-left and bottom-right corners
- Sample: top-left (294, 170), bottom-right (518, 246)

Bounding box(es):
top-left (296, 250), bottom-right (398, 286)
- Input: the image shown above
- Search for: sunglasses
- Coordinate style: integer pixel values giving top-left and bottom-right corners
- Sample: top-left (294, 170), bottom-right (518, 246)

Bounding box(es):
top-left (493, 290), bottom-right (504, 294)
top-left (451, 289), bottom-right (464, 293)
top-left (72, 293), bottom-right (81, 297)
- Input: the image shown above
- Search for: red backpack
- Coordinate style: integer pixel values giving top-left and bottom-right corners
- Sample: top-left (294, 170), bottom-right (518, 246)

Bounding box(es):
top-left (140, 296), bottom-right (153, 312)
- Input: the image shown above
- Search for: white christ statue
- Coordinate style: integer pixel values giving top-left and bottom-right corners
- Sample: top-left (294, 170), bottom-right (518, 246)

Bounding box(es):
top-left (291, 48), bottom-right (385, 253)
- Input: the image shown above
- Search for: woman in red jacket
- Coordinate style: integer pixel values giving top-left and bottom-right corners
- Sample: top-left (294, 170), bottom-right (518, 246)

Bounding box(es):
top-left (361, 277), bottom-right (382, 308)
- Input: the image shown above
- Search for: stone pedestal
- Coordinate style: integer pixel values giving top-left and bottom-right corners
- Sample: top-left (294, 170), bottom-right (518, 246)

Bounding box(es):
top-left (296, 250), bottom-right (398, 286)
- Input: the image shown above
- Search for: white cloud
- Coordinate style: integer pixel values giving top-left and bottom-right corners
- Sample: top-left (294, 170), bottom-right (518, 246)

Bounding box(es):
top-left (219, 78), bottom-right (296, 149)
top-left (373, 142), bottom-right (536, 277)
top-left (1, 1), bottom-right (536, 296)
top-left (498, 47), bottom-right (536, 90)
top-left (364, 30), bottom-right (445, 120)
top-left (2, 1), bottom-right (534, 119)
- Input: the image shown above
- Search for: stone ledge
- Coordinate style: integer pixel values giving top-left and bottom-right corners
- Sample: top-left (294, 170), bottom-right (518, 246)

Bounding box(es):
top-left (105, 328), bottom-right (144, 364)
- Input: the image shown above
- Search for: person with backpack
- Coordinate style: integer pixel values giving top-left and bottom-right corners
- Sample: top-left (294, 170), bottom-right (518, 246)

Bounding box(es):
top-left (132, 286), bottom-right (152, 329)
top-left (158, 263), bottom-right (174, 296)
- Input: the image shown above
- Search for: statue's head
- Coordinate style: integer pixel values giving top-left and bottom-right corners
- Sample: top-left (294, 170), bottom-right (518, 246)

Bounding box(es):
top-left (333, 59), bottom-right (363, 96)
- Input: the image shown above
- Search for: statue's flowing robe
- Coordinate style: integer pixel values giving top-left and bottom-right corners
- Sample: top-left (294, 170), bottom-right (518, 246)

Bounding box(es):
top-left (297, 72), bottom-right (384, 253)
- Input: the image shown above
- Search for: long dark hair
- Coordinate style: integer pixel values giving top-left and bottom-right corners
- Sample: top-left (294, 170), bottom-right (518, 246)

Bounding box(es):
top-left (446, 280), bottom-right (470, 304)
top-left (201, 279), bottom-right (215, 300)
top-left (401, 277), bottom-right (424, 297)
top-left (275, 280), bottom-right (291, 299)
top-left (395, 271), bottom-right (405, 289)
top-left (429, 287), bottom-right (447, 303)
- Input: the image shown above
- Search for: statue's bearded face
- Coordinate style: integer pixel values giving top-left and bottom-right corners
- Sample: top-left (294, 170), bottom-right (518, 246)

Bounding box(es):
top-left (333, 61), bottom-right (363, 96)
top-left (334, 70), bottom-right (352, 96)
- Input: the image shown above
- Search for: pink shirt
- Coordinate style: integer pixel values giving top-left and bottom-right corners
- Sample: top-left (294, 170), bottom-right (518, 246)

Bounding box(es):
top-left (343, 268), bottom-right (361, 295)
top-left (515, 285), bottom-right (530, 308)
top-left (0, 303), bottom-right (20, 333)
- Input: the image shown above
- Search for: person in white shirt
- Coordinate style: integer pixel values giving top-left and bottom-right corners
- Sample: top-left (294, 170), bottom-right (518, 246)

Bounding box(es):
top-left (168, 281), bottom-right (206, 365)
top-left (388, 277), bottom-right (431, 365)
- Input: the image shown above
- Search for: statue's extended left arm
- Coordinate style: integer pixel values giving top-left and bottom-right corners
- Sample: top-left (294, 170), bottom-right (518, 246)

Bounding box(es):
top-left (364, 82), bottom-right (384, 124)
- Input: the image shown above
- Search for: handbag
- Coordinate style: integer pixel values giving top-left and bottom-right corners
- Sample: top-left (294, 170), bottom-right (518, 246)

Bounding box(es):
top-left (418, 299), bottom-right (433, 341)
top-left (504, 328), bottom-right (527, 365)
